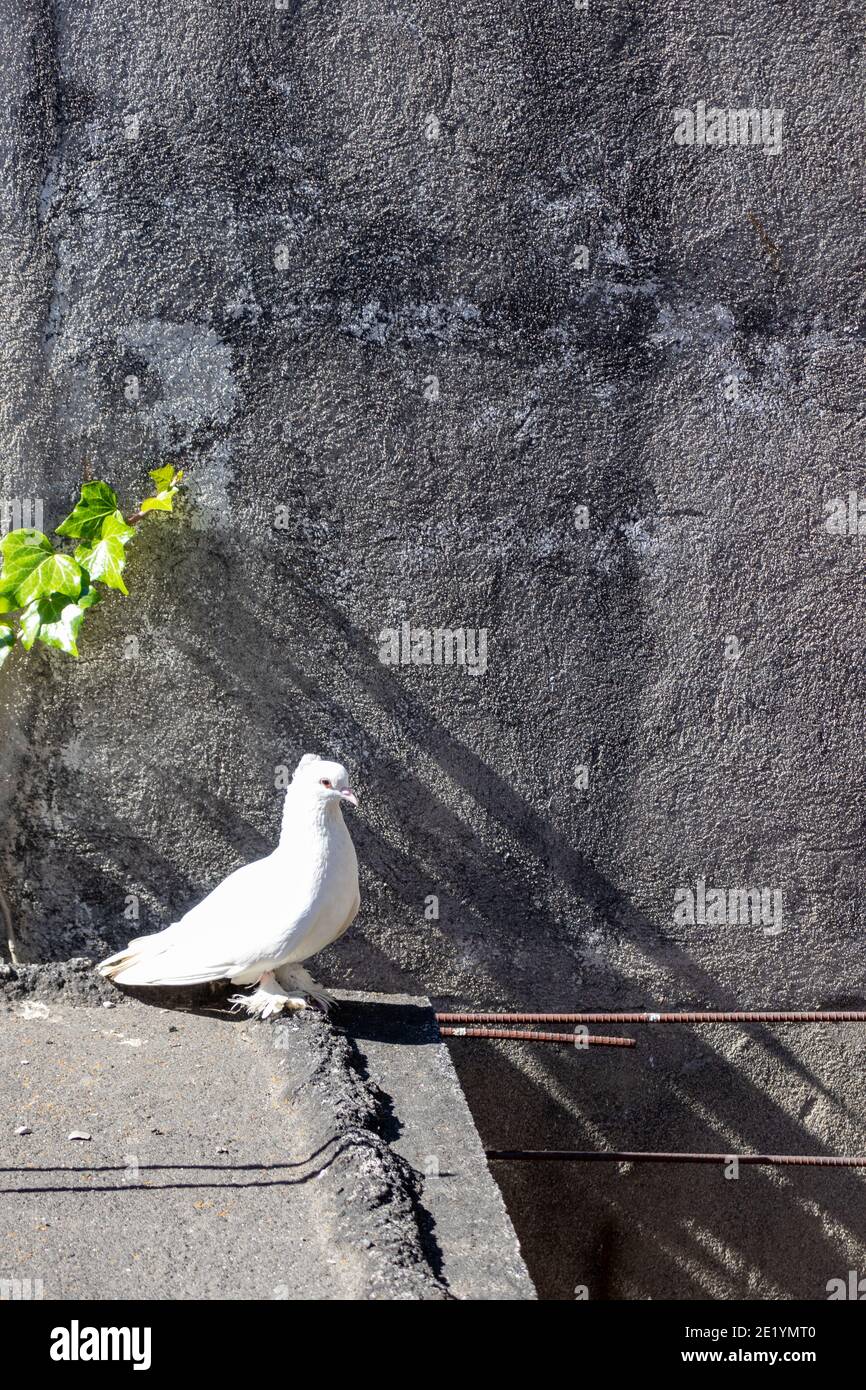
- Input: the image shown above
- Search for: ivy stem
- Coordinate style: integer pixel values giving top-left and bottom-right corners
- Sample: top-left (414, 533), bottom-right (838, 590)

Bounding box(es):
top-left (0, 880), bottom-right (21, 965)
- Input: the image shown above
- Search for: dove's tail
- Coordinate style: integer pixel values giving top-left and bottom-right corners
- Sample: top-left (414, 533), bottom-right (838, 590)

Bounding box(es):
top-left (97, 928), bottom-right (231, 987)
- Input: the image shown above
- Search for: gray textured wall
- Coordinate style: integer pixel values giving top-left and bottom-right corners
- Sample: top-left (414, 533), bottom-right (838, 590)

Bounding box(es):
top-left (1, 0), bottom-right (864, 1299)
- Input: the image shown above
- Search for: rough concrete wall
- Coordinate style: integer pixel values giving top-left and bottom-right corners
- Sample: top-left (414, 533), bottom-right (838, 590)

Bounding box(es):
top-left (0, 1), bottom-right (863, 1298)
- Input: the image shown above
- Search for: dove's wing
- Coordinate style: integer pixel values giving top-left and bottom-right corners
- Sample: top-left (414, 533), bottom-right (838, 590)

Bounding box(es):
top-left (99, 855), bottom-right (289, 985)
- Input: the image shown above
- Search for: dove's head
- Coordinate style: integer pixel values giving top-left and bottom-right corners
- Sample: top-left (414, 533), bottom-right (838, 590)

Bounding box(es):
top-left (291, 754), bottom-right (358, 810)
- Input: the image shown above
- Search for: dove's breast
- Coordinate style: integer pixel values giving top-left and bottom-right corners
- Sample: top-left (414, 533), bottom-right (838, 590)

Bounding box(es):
top-left (272, 809), bottom-right (359, 965)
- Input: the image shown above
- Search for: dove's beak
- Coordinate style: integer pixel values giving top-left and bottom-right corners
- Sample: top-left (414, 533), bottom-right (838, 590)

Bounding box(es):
top-left (340, 788), bottom-right (359, 807)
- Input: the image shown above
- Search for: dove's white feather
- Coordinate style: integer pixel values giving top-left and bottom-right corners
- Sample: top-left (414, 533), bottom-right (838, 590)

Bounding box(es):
top-left (98, 756), bottom-right (360, 988)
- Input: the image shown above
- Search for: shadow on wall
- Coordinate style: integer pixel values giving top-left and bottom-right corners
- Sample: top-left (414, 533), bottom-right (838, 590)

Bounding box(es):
top-left (293, 585), bottom-right (866, 1301)
top-left (454, 1033), bottom-right (866, 1301)
top-left (4, 539), bottom-right (866, 1300)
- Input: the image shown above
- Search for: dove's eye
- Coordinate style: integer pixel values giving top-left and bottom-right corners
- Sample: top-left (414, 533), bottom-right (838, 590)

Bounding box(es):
top-left (320, 778), bottom-right (332, 788)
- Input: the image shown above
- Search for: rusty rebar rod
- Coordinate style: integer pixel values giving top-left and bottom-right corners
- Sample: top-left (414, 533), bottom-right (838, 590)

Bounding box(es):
top-left (437, 1010), bottom-right (866, 1025)
top-left (486, 1150), bottom-right (866, 1166)
top-left (438, 1026), bottom-right (635, 1048)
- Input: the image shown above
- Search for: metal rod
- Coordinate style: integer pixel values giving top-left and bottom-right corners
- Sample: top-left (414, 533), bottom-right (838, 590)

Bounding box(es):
top-left (437, 1010), bottom-right (866, 1025)
top-left (438, 1026), bottom-right (636, 1048)
top-left (486, 1150), bottom-right (866, 1166)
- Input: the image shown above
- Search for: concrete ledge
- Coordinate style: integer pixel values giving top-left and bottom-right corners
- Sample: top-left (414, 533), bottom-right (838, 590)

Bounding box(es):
top-left (0, 963), bottom-right (534, 1300)
top-left (316, 990), bottom-right (536, 1299)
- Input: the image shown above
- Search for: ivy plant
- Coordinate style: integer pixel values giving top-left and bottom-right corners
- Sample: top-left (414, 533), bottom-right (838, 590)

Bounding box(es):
top-left (0, 466), bottom-right (182, 666)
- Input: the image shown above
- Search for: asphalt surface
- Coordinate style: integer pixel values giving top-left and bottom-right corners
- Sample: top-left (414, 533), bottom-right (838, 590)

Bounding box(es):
top-left (3, 1000), bottom-right (349, 1300)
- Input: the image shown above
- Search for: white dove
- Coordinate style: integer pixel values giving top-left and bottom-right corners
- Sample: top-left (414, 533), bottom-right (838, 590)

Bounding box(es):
top-left (97, 754), bottom-right (360, 1017)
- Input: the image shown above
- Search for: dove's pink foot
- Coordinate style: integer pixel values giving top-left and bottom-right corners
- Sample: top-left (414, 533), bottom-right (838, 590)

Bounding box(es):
top-left (228, 971), bottom-right (307, 1018)
top-left (275, 964), bottom-right (334, 1013)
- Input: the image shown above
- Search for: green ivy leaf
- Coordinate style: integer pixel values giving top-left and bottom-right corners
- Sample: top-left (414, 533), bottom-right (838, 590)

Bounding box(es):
top-left (0, 528), bottom-right (53, 563)
top-left (78, 583), bottom-right (101, 611)
top-left (100, 512), bottom-right (135, 545)
top-left (74, 535), bottom-right (128, 594)
top-left (0, 530), bottom-right (54, 607)
top-left (15, 552), bottom-right (86, 607)
top-left (149, 466), bottom-right (176, 492)
top-left (0, 623), bottom-right (13, 669)
top-left (140, 494), bottom-right (172, 513)
top-left (140, 466), bottom-right (183, 514)
top-left (19, 594), bottom-right (88, 657)
top-left (56, 482), bottom-right (125, 540)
